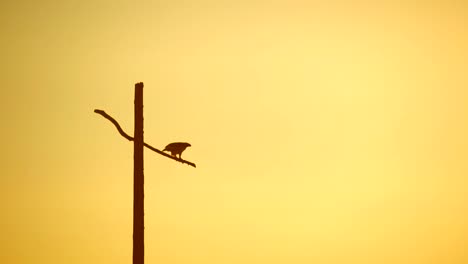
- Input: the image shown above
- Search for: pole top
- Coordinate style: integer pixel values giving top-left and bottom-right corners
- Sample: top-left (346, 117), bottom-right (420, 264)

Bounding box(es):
top-left (135, 82), bottom-right (144, 89)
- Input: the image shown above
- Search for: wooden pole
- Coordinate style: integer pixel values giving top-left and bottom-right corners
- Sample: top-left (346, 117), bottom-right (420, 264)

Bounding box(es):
top-left (94, 81), bottom-right (196, 264)
top-left (133, 82), bottom-right (144, 264)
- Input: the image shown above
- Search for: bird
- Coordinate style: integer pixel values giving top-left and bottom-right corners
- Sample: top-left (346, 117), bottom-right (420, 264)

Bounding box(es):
top-left (163, 142), bottom-right (191, 159)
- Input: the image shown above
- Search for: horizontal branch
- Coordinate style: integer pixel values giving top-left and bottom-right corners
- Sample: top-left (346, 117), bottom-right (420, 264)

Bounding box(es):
top-left (94, 109), bottom-right (196, 168)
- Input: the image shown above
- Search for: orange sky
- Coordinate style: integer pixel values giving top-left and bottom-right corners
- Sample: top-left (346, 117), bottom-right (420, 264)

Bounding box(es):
top-left (1, 1), bottom-right (468, 263)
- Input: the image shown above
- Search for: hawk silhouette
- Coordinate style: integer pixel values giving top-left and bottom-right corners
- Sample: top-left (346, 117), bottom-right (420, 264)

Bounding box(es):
top-left (163, 142), bottom-right (191, 159)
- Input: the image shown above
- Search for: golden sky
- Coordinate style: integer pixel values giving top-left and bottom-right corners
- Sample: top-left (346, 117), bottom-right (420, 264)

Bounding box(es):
top-left (1, 0), bottom-right (468, 263)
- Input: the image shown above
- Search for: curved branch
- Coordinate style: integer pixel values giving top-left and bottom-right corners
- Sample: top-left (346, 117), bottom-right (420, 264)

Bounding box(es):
top-left (94, 109), bottom-right (133, 141)
top-left (94, 109), bottom-right (196, 168)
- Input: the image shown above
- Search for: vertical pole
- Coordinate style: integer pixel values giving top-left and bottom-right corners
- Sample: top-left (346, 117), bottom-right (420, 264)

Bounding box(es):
top-left (133, 82), bottom-right (144, 264)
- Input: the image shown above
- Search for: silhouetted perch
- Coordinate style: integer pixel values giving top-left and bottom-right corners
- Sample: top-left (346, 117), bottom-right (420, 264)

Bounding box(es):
top-left (133, 82), bottom-right (144, 264)
top-left (94, 109), bottom-right (196, 168)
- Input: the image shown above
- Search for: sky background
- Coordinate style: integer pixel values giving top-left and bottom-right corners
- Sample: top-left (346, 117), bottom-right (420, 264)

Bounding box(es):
top-left (1, 0), bottom-right (468, 263)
